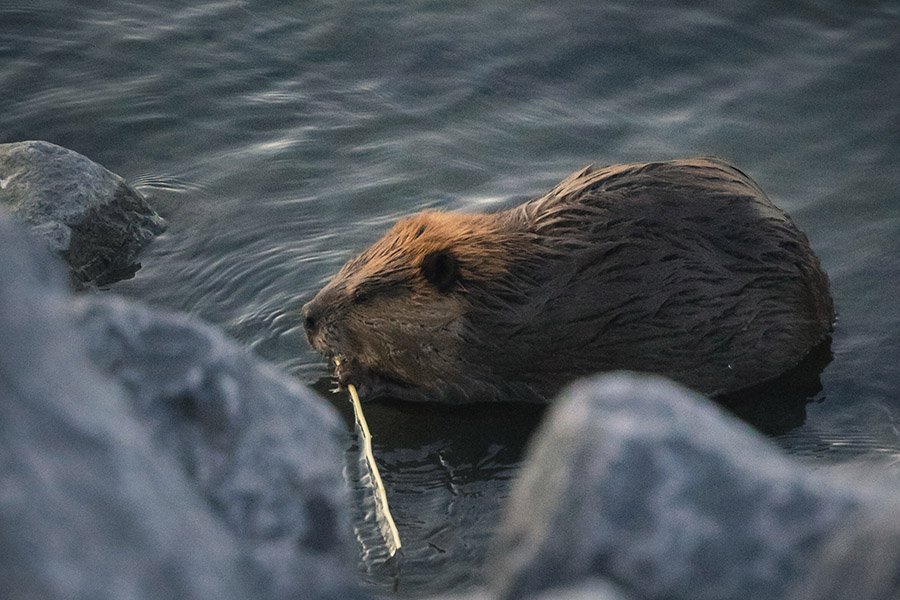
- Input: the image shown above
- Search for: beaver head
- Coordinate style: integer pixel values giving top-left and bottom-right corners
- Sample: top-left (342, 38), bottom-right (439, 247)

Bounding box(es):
top-left (302, 210), bottom-right (541, 402)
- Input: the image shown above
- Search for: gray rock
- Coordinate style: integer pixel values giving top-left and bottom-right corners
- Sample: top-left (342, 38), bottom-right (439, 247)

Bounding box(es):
top-left (529, 579), bottom-right (635, 600)
top-left (0, 210), bottom-right (251, 600)
top-left (72, 294), bottom-right (363, 600)
top-left (426, 579), bottom-right (633, 600)
top-left (0, 209), bottom-right (365, 600)
top-left (488, 373), bottom-right (895, 600)
top-left (0, 140), bottom-right (165, 286)
top-left (787, 507), bottom-right (900, 600)
top-left (422, 590), bottom-right (494, 600)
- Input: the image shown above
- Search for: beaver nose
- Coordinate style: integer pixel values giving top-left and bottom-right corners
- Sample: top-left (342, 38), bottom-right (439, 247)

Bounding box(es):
top-left (302, 301), bottom-right (322, 338)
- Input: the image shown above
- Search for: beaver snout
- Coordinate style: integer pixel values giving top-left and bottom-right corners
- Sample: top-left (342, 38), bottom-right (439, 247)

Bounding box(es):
top-left (301, 300), bottom-right (324, 344)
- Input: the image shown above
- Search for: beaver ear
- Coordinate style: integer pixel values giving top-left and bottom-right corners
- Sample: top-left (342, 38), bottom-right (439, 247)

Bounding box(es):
top-left (421, 249), bottom-right (458, 293)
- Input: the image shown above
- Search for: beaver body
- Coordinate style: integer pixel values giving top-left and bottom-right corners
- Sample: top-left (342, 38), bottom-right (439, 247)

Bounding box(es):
top-left (303, 158), bottom-right (834, 403)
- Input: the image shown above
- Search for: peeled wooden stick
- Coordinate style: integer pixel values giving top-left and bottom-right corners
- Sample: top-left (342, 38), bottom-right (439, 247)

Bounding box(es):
top-left (337, 359), bottom-right (402, 557)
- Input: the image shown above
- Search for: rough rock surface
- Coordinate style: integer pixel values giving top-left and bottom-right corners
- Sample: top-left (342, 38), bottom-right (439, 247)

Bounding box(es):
top-left (786, 507), bottom-right (900, 600)
top-left (528, 579), bottom-right (636, 600)
top-left (0, 140), bottom-right (166, 286)
top-left (73, 295), bottom-right (363, 600)
top-left (0, 209), bottom-right (365, 600)
top-left (488, 373), bottom-right (896, 600)
top-left (428, 579), bottom-right (633, 600)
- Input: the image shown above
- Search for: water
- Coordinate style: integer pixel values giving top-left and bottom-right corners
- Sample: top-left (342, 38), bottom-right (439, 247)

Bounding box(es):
top-left (2, 0), bottom-right (899, 596)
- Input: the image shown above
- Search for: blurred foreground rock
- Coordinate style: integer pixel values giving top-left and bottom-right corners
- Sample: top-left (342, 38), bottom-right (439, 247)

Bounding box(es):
top-left (488, 373), bottom-right (900, 600)
top-left (0, 140), bottom-right (165, 286)
top-left (73, 295), bottom-right (364, 599)
top-left (430, 578), bottom-right (635, 600)
top-left (0, 209), bottom-right (365, 600)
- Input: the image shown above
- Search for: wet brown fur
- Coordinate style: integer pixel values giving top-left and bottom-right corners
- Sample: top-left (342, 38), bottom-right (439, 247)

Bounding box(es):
top-left (304, 158), bottom-right (834, 403)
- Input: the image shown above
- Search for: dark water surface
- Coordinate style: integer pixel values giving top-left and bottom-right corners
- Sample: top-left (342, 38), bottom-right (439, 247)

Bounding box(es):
top-left (3, 1), bottom-right (899, 596)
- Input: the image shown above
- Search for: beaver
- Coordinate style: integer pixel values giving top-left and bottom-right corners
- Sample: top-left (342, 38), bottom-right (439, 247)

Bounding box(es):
top-left (303, 157), bottom-right (834, 403)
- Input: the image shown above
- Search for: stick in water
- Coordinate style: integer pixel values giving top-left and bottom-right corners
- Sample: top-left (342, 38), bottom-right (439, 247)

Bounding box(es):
top-left (338, 359), bottom-right (402, 557)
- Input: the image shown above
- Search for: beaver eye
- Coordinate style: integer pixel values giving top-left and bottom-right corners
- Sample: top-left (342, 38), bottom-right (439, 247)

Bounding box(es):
top-left (421, 249), bottom-right (458, 293)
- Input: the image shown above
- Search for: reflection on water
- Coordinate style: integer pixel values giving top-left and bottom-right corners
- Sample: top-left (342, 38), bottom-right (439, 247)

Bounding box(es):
top-left (315, 377), bottom-right (546, 595)
top-left (3, 0), bottom-right (899, 595)
top-left (719, 340), bottom-right (833, 436)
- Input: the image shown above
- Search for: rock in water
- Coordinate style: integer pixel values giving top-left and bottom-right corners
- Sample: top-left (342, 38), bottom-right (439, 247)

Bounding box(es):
top-left (0, 140), bottom-right (166, 286)
top-left (488, 373), bottom-right (898, 600)
top-left (73, 294), bottom-right (363, 600)
top-left (0, 209), bottom-right (366, 600)
top-left (0, 210), bottom-right (248, 600)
